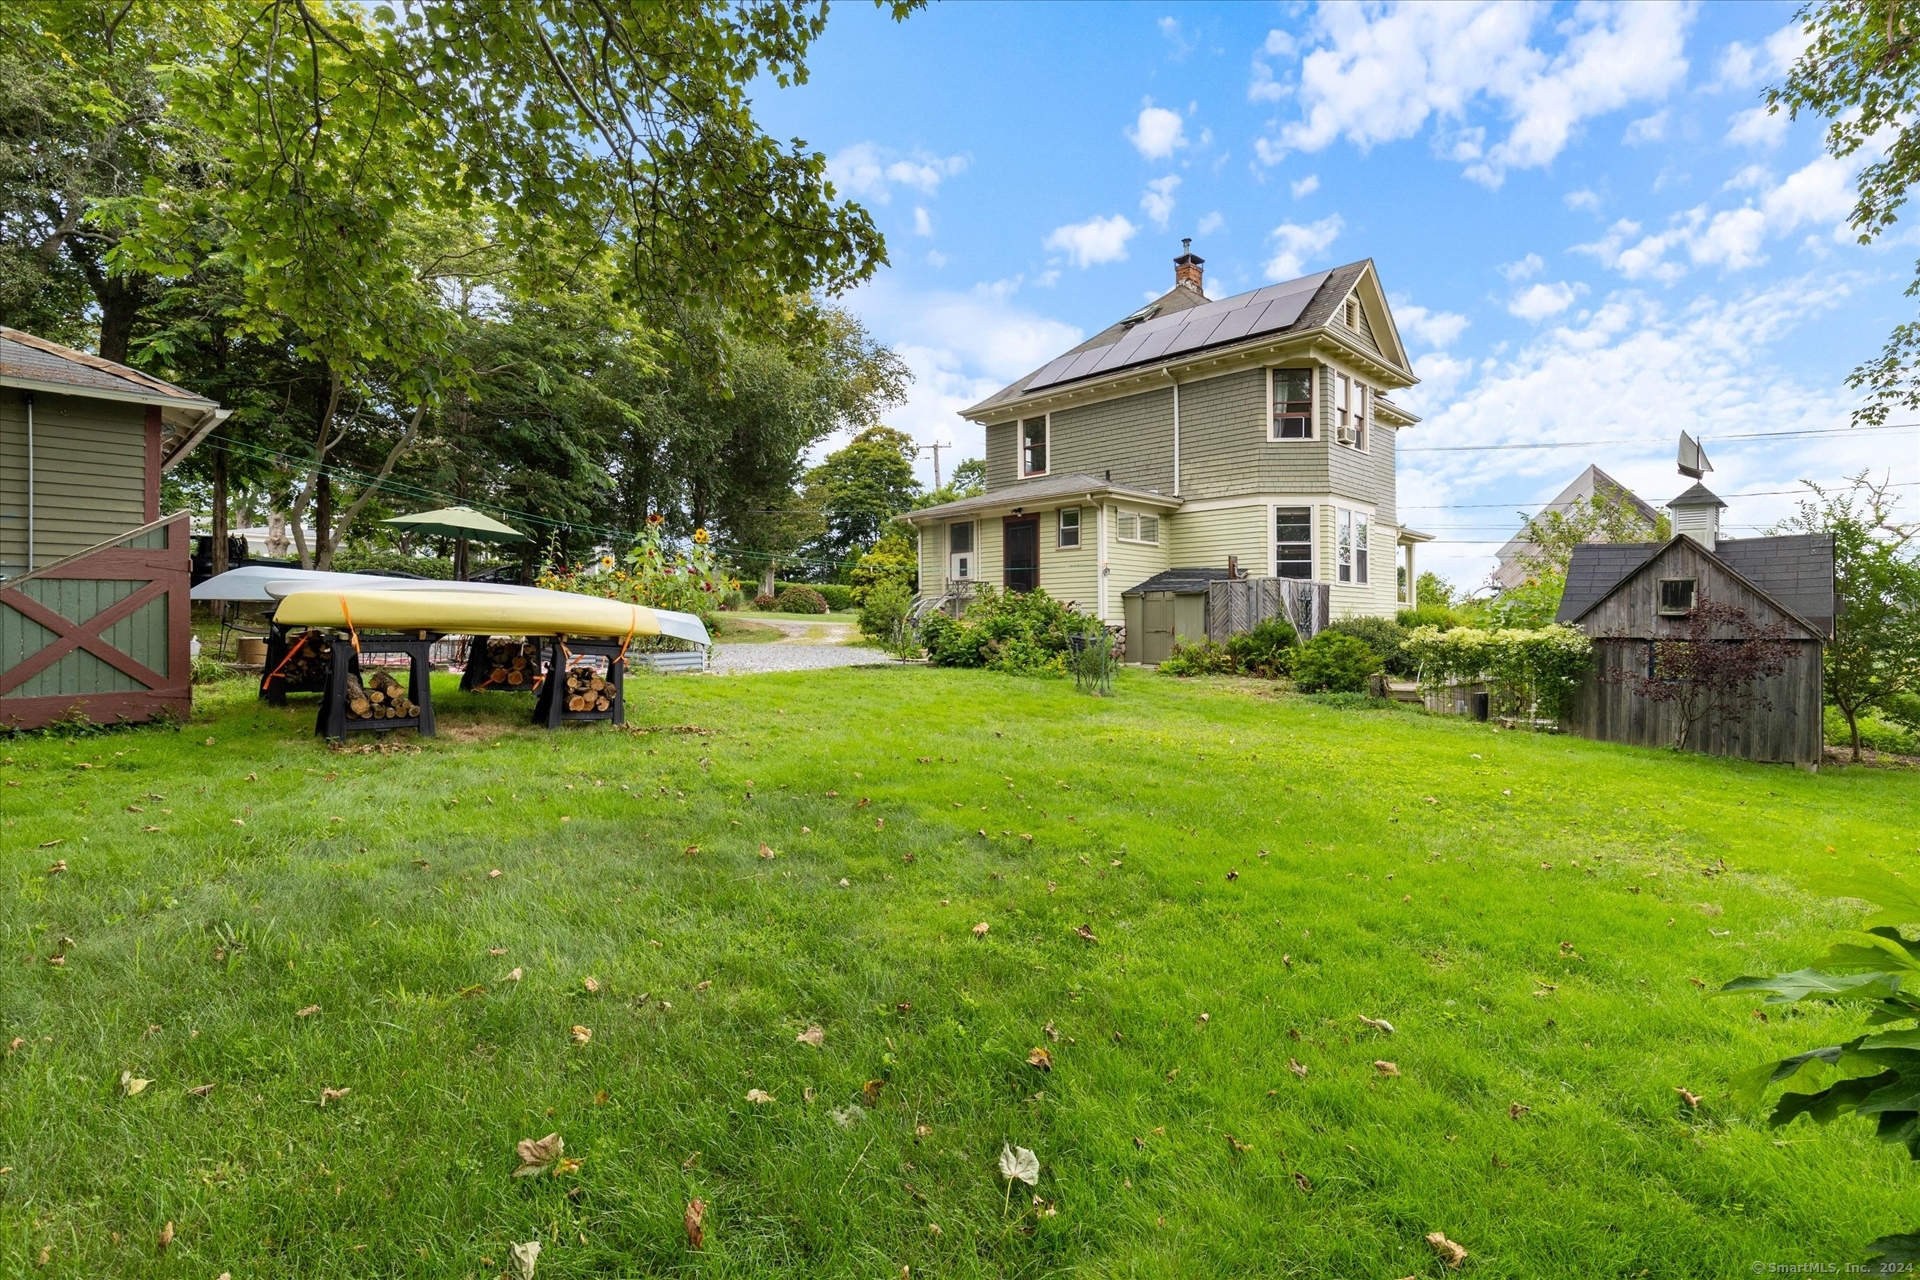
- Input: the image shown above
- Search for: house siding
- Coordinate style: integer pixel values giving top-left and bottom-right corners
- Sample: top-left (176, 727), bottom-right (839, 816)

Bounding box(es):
top-left (1041, 507), bottom-right (1098, 615)
top-left (1050, 387), bottom-right (1175, 494)
top-left (918, 522), bottom-right (946, 591)
top-left (985, 421), bottom-right (1018, 489)
top-left (1105, 504), bottom-right (1170, 602)
top-left (1168, 503), bottom-right (1266, 572)
top-left (0, 390), bottom-right (148, 577)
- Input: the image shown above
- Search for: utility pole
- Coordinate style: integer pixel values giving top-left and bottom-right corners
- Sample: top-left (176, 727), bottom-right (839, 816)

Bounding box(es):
top-left (918, 441), bottom-right (952, 490)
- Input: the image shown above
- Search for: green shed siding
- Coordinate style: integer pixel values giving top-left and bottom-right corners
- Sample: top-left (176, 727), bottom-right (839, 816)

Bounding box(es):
top-left (1167, 503), bottom-right (1267, 571)
top-left (1049, 388), bottom-right (1175, 494)
top-left (0, 390), bottom-right (148, 577)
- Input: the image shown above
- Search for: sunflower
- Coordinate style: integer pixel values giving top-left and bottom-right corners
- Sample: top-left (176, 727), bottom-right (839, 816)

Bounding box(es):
top-left (692, 527), bottom-right (710, 545)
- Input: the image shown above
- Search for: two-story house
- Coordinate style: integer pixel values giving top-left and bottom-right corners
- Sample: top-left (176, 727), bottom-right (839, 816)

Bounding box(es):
top-left (899, 245), bottom-right (1427, 632)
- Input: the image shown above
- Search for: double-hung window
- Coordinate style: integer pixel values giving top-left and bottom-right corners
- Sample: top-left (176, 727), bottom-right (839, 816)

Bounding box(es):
top-left (1021, 417), bottom-right (1049, 476)
top-left (1057, 507), bottom-right (1081, 549)
top-left (1336, 508), bottom-right (1369, 585)
top-left (1270, 368), bottom-right (1313, 440)
top-left (1275, 506), bottom-right (1313, 580)
top-left (1334, 375), bottom-right (1368, 449)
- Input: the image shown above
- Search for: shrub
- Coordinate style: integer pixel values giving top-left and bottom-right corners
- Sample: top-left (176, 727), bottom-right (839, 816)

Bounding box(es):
top-left (774, 585), bottom-right (829, 614)
top-left (1292, 631), bottom-right (1381, 694)
top-left (1404, 624), bottom-right (1594, 723)
top-left (1324, 616), bottom-right (1411, 677)
top-left (752, 592), bottom-right (778, 611)
top-left (1396, 604), bottom-right (1456, 632)
top-left (777, 582), bottom-right (854, 611)
top-left (1825, 706), bottom-right (1919, 756)
top-left (1886, 692), bottom-right (1920, 733)
top-left (1159, 637), bottom-right (1237, 677)
top-left (850, 532), bottom-right (918, 605)
top-left (919, 588), bottom-right (1095, 676)
top-left (1224, 617), bottom-right (1298, 677)
top-left (858, 580), bottom-right (914, 644)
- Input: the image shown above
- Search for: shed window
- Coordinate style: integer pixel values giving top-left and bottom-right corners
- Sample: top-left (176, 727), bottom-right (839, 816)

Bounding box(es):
top-left (1057, 507), bottom-right (1080, 549)
top-left (1275, 506), bottom-right (1313, 580)
top-left (1021, 417), bottom-right (1049, 476)
top-left (1271, 368), bottom-right (1313, 440)
top-left (1658, 578), bottom-right (1696, 615)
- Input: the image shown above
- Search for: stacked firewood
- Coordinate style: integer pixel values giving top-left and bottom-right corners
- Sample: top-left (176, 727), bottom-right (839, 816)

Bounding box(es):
top-left (563, 665), bottom-right (614, 713)
top-left (479, 638), bottom-right (542, 688)
top-left (346, 669), bottom-right (418, 720)
top-left (275, 633), bottom-right (332, 687)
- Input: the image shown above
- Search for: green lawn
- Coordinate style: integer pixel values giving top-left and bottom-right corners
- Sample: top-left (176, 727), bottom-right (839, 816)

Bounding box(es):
top-left (3, 668), bottom-right (1918, 1277)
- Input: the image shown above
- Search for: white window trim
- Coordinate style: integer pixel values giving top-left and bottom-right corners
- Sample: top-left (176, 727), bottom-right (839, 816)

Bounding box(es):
top-left (1266, 366), bottom-right (1316, 443)
top-left (1020, 413), bottom-right (1051, 478)
top-left (1318, 363), bottom-right (1372, 455)
top-left (1332, 503), bottom-right (1375, 586)
top-left (1270, 501), bottom-right (1319, 583)
top-left (1056, 506), bottom-right (1081, 550)
top-left (1114, 506), bottom-right (1160, 546)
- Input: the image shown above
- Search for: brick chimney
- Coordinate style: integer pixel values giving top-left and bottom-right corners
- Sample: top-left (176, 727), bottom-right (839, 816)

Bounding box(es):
top-left (1173, 238), bottom-right (1205, 296)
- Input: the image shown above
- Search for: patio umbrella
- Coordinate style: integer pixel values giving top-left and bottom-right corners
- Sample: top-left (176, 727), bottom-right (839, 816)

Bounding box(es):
top-left (384, 506), bottom-right (528, 580)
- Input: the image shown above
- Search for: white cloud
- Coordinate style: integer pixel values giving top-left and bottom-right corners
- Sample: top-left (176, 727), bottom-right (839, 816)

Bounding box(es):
top-left (1290, 173), bottom-right (1321, 199)
top-left (1394, 302), bottom-right (1470, 348)
top-left (1564, 188), bottom-right (1601, 212)
top-left (1507, 280), bottom-right (1584, 321)
top-left (1158, 15), bottom-right (1195, 57)
top-left (912, 206), bottom-right (933, 237)
top-left (1140, 175), bottom-right (1181, 231)
top-left (1045, 214), bottom-right (1139, 268)
top-left (925, 249), bottom-right (948, 269)
top-left (1498, 253), bottom-right (1544, 281)
top-left (1128, 103), bottom-right (1188, 160)
top-left (1196, 210), bottom-right (1225, 236)
top-left (1726, 105), bottom-right (1788, 149)
top-left (827, 144), bottom-right (969, 204)
top-left (1623, 110), bottom-right (1668, 146)
top-left (1576, 150), bottom-right (1863, 279)
top-left (1263, 214), bottom-right (1343, 280)
top-left (1249, 28), bottom-right (1296, 103)
top-left (1715, 21), bottom-right (1810, 91)
top-left (1257, 2), bottom-right (1692, 187)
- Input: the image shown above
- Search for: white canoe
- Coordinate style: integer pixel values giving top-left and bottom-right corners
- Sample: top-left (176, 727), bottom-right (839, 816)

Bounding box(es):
top-left (273, 588), bottom-right (663, 641)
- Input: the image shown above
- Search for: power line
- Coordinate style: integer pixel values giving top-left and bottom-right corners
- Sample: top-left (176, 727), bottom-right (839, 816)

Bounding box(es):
top-left (1400, 477), bottom-right (1920, 511)
top-left (1399, 421), bottom-right (1920, 453)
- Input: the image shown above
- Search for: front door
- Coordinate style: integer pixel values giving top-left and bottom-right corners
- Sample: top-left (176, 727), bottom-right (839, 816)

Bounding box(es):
top-left (1003, 517), bottom-right (1039, 593)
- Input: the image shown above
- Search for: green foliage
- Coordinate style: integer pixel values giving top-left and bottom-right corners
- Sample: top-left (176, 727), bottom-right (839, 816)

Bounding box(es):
top-left (916, 456), bottom-right (986, 508)
top-left (1224, 617), bottom-right (1300, 677)
top-left (1466, 570), bottom-right (1567, 631)
top-left (1157, 637), bottom-right (1238, 677)
top-left (1397, 604), bottom-right (1458, 631)
top-left (1722, 870), bottom-right (1920, 1261)
top-left (774, 585), bottom-right (829, 615)
top-left (850, 530), bottom-right (918, 604)
top-left (1414, 570), bottom-right (1460, 610)
top-left (1404, 624), bottom-right (1594, 723)
top-left (751, 592), bottom-right (779, 611)
top-left (1887, 692), bottom-right (1920, 732)
top-left (328, 549), bottom-right (457, 579)
top-left (1510, 489), bottom-right (1666, 580)
top-left (1824, 706), bottom-right (1919, 756)
top-left (918, 588), bottom-right (1094, 676)
top-left (539, 518), bottom-right (731, 630)
top-left (1773, 475), bottom-right (1920, 761)
top-left (1323, 616), bottom-right (1411, 678)
top-left (858, 580), bottom-right (913, 644)
top-left (776, 582), bottom-right (852, 611)
top-left (803, 426), bottom-right (922, 568)
top-left (1291, 631), bottom-right (1381, 694)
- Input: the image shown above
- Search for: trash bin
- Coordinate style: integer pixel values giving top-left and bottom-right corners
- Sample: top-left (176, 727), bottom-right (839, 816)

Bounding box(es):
top-left (1470, 691), bottom-right (1490, 722)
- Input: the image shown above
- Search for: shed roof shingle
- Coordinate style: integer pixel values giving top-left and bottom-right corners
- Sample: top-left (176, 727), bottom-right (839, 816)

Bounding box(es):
top-left (1556, 533), bottom-right (1837, 637)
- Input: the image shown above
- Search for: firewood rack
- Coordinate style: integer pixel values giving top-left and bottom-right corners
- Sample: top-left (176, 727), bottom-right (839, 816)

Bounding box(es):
top-left (532, 635), bottom-right (628, 729)
top-left (460, 635), bottom-right (542, 694)
top-left (260, 623), bottom-right (331, 704)
top-left (315, 630), bottom-right (439, 742)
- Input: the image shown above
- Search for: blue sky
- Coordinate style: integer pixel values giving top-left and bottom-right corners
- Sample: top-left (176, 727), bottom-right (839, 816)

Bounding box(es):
top-left (758, 0), bottom-right (1919, 588)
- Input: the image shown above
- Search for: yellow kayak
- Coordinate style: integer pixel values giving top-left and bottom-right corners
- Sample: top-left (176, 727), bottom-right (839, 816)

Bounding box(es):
top-left (273, 589), bottom-right (663, 640)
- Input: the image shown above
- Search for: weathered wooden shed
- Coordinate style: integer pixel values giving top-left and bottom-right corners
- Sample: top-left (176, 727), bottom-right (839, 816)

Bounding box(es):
top-left (1555, 485), bottom-right (1834, 767)
top-left (1, 328), bottom-right (224, 730)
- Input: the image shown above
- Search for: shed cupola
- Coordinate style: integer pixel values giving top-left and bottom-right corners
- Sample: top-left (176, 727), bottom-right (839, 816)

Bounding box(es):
top-left (1669, 482), bottom-right (1727, 551)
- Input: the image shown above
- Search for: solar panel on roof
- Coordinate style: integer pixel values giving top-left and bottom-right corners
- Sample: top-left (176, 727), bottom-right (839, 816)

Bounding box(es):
top-left (1022, 269), bottom-right (1332, 393)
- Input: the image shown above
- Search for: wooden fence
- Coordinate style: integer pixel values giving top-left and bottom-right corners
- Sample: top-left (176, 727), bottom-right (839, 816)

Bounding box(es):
top-left (0, 512), bottom-right (191, 731)
top-left (1206, 578), bottom-right (1331, 642)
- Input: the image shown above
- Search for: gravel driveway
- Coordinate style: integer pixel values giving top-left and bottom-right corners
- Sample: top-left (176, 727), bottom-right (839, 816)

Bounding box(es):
top-left (706, 618), bottom-right (897, 675)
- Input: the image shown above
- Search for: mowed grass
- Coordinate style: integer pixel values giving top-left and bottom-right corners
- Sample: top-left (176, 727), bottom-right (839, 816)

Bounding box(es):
top-left (3, 668), bottom-right (1919, 1278)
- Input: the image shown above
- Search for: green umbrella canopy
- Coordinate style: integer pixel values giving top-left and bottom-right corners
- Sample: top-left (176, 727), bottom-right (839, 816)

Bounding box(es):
top-left (382, 505), bottom-right (528, 543)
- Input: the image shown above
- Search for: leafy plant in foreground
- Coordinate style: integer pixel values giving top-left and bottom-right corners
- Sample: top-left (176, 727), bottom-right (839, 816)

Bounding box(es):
top-left (1291, 631), bottom-right (1380, 694)
top-left (1724, 870), bottom-right (1920, 1264)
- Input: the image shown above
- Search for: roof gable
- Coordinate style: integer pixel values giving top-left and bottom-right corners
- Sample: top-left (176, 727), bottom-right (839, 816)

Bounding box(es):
top-left (1558, 534), bottom-right (1833, 640)
top-left (0, 327), bottom-right (213, 407)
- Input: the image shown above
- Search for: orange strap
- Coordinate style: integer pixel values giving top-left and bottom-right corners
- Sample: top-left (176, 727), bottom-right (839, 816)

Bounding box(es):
top-left (613, 615), bottom-right (637, 669)
top-left (337, 595), bottom-right (360, 654)
top-left (265, 631), bottom-right (311, 682)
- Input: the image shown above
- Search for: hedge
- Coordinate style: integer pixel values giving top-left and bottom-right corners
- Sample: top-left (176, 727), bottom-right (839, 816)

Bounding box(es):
top-left (1403, 624), bottom-right (1593, 724)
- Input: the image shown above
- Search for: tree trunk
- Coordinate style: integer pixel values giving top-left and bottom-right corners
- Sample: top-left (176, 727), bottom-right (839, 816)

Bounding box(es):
top-left (314, 471), bottom-right (333, 570)
top-left (761, 562), bottom-right (776, 597)
top-left (455, 535), bottom-right (470, 581)
top-left (96, 274), bottom-right (143, 365)
top-left (211, 443), bottom-right (230, 576)
top-left (1848, 706), bottom-right (1862, 762)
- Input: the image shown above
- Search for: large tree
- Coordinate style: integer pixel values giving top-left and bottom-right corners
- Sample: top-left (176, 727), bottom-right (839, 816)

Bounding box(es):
top-left (802, 425), bottom-right (922, 573)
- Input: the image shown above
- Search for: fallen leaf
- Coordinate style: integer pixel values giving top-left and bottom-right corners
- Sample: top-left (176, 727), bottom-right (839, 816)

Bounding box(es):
top-left (1026, 1046), bottom-right (1053, 1071)
top-left (551, 1156), bottom-right (582, 1176)
top-left (570, 1026), bottom-right (592, 1045)
top-left (515, 1132), bottom-right (564, 1177)
top-left (187, 1083), bottom-right (216, 1097)
top-left (119, 1070), bottom-right (151, 1097)
top-left (1292, 1171), bottom-right (1313, 1193)
top-left (1426, 1231), bottom-right (1468, 1269)
top-left (1687, 976), bottom-right (1707, 988)
top-left (684, 845), bottom-right (699, 856)
top-left (1358, 1015), bottom-right (1395, 1034)
top-left (1226, 869), bottom-right (1239, 881)
top-left (915, 1123), bottom-right (932, 1137)
top-left (972, 921), bottom-right (990, 937)
top-left (582, 976), bottom-right (601, 994)
top-left (158, 1221), bottom-right (175, 1251)
top-left (759, 844), bottom-right (776, 859)
top-left (594, 1090), bottom-right (609, 1105)
top-left (862, 1078), bottom-right (886, 1104)
top-left (488, 869), bottom-right (502, 879)
top-left (1508, 1102), bottom-right (1530, 1120)
top-left (510, 1239), bottom-right (542, 1279)
top-left (746, 1089), bottom-right (775, 1104)
top-left (685, 1197), bottom-right (706, 1249)
top-left (7, 1038), bottom-right (22, 1053)
top-left (998, 1143), bottom-right (1040, 1186)
top-left (320, 1086), bottom-right (350, 1107)
top-left (797, 1024), bottom-right (825, 1047)
top-left (1675, 1087), bottom-right (1702, 1109)
top-left (1073, 924), bottom-right (1098, 943)
top-left (458, 983), bottom-right (487, 998)
top-left (1374, 1060), bottom-right (1401, 1077)
top-left (1226, 1133), bottom-right (1250, 1155)
top-left (839, 878), bottom-right (851, 888)
top-left (489, 947), bottom-right (508, 956)
top-left (682, 1152), bottom-right (700, 1169)
top-left (295, 1004), bottom-right (321, 1017)
top-left (1198, 1012), bottom-right (1210, 1025)
top-left (505, 968), bottom-right (523, 982)
top-left (1289, 1057), bottom-right (1308, 1077)
top-left (1019, 833), bottom-right (1033, 843)
top-left (1044, 1020), bottom-right (1059, 1042)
